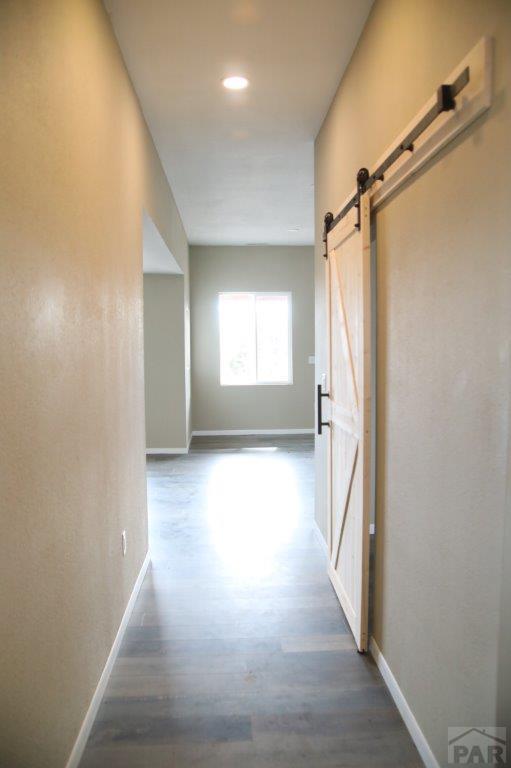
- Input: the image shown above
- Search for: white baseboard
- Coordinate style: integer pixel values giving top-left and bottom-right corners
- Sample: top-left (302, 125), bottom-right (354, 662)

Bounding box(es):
top-left (144, 432), bottom-right (192, 454)
top-left (313, 519), bottom-right (329, 558)
top-left (65, 552), bottom-right (151, 768)
top-left (370, 638), bottom-right (439, 768)
top-left (192, 428), bottom-right (315, 436)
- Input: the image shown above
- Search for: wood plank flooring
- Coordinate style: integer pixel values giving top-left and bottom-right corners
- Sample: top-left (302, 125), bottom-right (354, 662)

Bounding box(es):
top-left (79, 435), bottom-right (422, 767)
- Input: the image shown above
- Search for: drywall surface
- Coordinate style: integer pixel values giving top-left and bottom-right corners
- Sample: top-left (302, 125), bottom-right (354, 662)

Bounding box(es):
top-left (0, 1), bottom-right (188, 766)
top-left (144, 274), bottom-right (188, 449)
top-left (315, 0), bottom-right (510, 763)
top-left (190, 246), bottom-right (314, 432)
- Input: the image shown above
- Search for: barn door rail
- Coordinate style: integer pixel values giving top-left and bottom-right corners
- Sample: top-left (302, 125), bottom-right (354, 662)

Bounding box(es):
top-left (323, 65), bottom-right (470, 255)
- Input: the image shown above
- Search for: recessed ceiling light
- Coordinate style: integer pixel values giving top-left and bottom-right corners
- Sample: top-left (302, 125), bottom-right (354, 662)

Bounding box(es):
top-left (222, 76), bottom-right (249, 90)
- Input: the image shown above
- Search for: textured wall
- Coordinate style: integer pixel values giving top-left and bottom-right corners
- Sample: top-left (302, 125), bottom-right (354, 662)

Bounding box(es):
top-left (190, 246), bottom-right (315, 432)
top-left (0, 1), bottom-right (187, 766)
top-left (143, 274), bottom-right (188, 450)
top-left (314, 0), bottom-right (510, 764)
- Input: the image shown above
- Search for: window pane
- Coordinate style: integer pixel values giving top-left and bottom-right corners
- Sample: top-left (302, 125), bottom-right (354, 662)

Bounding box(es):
top-left (219, 293), bottom-right (256, 385)
top-left (255, 294), bottom-right (290, 383)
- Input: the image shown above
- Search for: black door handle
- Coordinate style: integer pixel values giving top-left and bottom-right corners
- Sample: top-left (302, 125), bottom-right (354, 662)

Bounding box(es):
top-left (317, 383), bottom-right (330, 435)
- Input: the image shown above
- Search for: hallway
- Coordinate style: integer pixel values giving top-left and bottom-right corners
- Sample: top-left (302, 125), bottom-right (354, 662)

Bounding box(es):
top-left (80, 436), bottom-right (421, 767)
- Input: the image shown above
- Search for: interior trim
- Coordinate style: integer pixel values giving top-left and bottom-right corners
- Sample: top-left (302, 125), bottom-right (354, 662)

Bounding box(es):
top-left (370, 637), bottom-right (440, 768)
top-left (192, 428), bottom-right (314, 436)
top-left (65, 552), bottom-right (151, 768)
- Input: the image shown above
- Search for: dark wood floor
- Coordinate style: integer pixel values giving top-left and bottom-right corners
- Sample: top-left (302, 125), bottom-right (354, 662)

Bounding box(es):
top-left (79, 435), bottom-right (422, 767)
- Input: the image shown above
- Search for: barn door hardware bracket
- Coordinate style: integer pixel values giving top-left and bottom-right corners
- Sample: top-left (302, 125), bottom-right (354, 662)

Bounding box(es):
top-left (323, 212), bottom-right (333, 258)
top-left (323, 65), bottom-right (470, 237)
top-left (354, 168), bottom-right (370, 230)
top-left (437, 83), bottom-right (456, 112)
top-left (317, 384), bottom-right (330, 435)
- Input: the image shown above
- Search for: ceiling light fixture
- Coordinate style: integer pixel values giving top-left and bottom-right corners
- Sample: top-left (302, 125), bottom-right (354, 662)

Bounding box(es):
top-left (222, 76), bottom-right (249, 90)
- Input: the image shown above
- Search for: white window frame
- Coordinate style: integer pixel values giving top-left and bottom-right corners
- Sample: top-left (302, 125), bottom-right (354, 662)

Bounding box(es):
top-left (218, 291), bottom-right (293, 387)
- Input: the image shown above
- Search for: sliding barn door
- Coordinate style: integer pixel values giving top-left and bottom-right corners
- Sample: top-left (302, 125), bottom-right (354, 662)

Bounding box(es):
top-left (326, 194), bottom-right (371, 652)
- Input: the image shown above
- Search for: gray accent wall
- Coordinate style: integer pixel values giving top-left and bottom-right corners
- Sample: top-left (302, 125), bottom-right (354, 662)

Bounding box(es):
top-left (190, 246), bottom-right (315, 432)
top-left (315, 0), bottom-right (511, 763)
top-left (143, 274), bottom-right (189, 450)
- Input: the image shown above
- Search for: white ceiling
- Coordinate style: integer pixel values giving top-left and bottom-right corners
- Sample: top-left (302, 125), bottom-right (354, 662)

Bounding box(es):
top-left (104, 0), bottom-right (373, 246)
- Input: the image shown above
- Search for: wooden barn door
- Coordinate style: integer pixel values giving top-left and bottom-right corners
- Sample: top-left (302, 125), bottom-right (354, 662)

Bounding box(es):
top-left (326, 193), bottom-right (371, 652)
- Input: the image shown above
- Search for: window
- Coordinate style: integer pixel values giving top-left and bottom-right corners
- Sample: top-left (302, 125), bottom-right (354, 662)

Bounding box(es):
top-left (219, 292), bottom-right (292, 386)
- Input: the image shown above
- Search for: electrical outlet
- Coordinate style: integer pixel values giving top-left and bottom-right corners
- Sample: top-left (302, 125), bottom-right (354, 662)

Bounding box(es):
top-left (121, 530), bottom-right (127, 557)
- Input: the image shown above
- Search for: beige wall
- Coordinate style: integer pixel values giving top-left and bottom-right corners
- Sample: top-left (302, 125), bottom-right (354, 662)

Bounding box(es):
top-left (190, 246), bottom-right (314, 432)
top-left (143, 274), bottom-right (189, 450)
top-left (315, 0), bottom-right (511, 764)
top-left (0, 2), bottom-right (188, 766)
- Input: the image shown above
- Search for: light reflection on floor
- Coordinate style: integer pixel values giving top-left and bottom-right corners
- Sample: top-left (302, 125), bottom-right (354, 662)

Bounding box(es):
top-left (206, 451), bottom-right (301, 581)
top-left (79, 436), bottom-right (422, 768)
